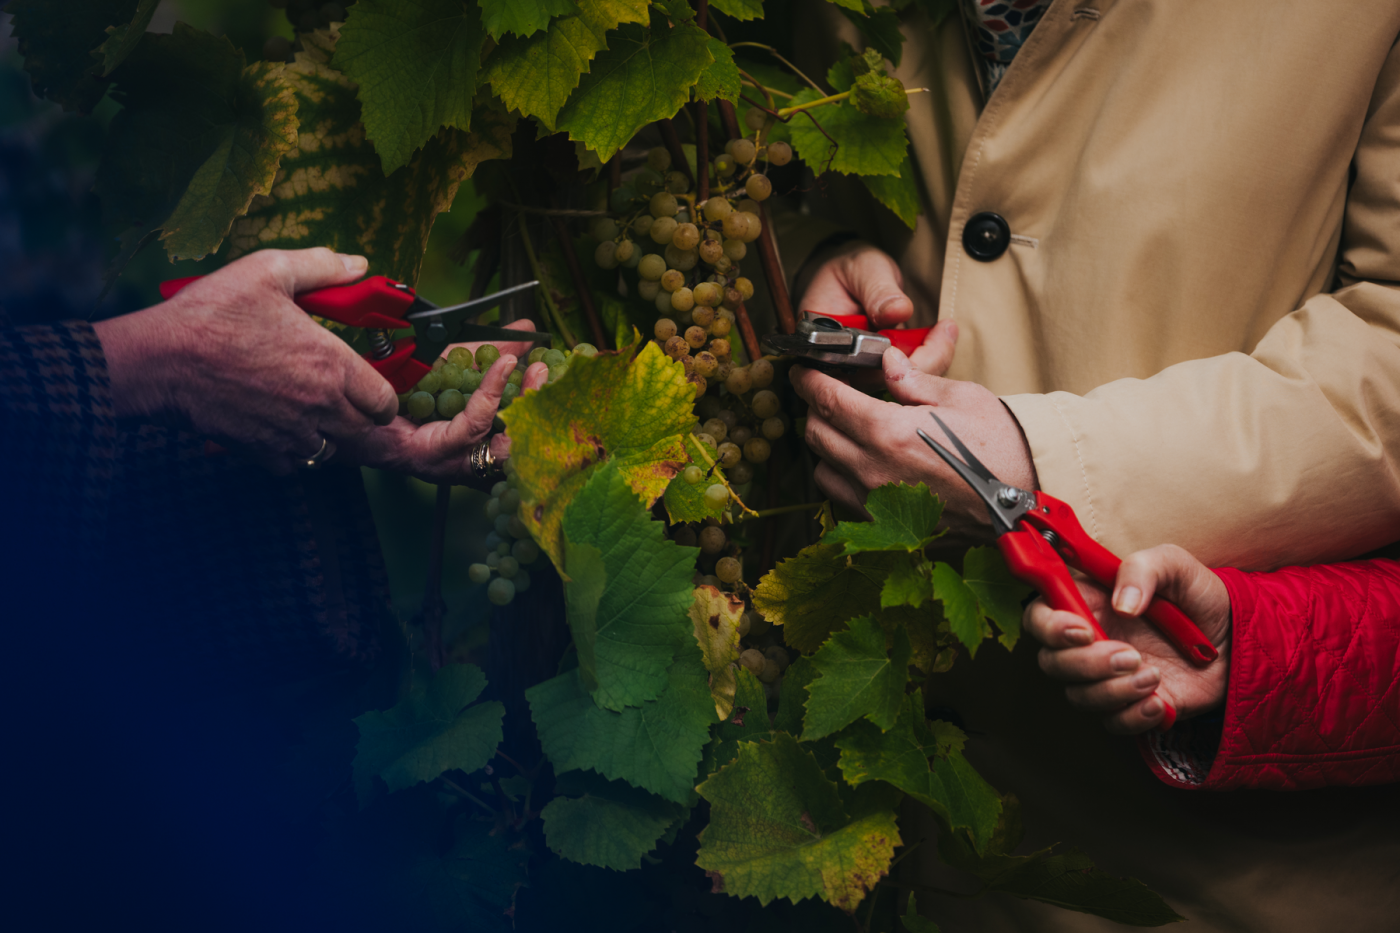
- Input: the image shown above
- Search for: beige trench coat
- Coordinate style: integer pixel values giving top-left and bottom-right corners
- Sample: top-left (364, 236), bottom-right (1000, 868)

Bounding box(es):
top-left (772, 0), bottom-right (1400, 929)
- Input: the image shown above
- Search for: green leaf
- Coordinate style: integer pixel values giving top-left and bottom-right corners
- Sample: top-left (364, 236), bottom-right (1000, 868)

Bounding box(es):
top-left (694, 36), bottom-right (741, 102)
top-left (787, 87), bottom-right (908, 177)
top-left (542, 769), bottom-right (686, 870)
top-left (690, 584), bottom-right (748, 719)
top-left (752, 544), bottom-right (897, 652)
top-left (706, 668), bottom-right (774, 772)
top-left (853, 71), bottom-right (908, 119)
top-left (561, 460), bottom-right (700, 710)
top-left (861, 153), bottom-right (921, 229)
top-left (229, 29), bottom-right (509, 284)
top-left (711, 0), bottom-right (765, 19)
top-left (528, 650), bottom-right (716, 805)
top-left (901, 893), bottom-right (942, 933)
top-left (836, 2), bottom-right (907, 68)
top-left (499, 339), bottom-right (696, 568)
top-left (962, 546), bottom-right (1031, 650)
top-left (484, 0), bottom-right (650, 130)
top-left (663, 433), bottom-right (750, 523)
top-left (652, 0), bottom-right (697, 22)
top-left (96, 25), bottom-right (299, 262)
top-left (827, 482), bottom-right (943, 553)
top-left (836, 693), bottom-right (1002, 851)
top-left (825, 0), bottom-right (866, 12)
top-left (880, 552), bottom-right (930, 608)
top-left (773, 655), bottom-right (818, 736)
top-left (8, 0), bottom-right (142, 112)
top-left (932, 560), bottom-right (989, 656)
top-left (97, 0), bottom-right (158, 77)
top-left (352, 663), bottom-right (505, 807)
top-left (480, 0), bottom-right (578, 39)
top-left (556, 21), bottom-right (714, 162)
top-left (802, 615), bottom-right (911, 741)
top-left (334, 0), bottom-right (487, 174)
top-left (696, 734), bottom-right (901, 912)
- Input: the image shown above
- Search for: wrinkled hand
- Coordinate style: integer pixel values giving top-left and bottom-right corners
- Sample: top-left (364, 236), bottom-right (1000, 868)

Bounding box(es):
top-left (94, 248), bottom-right (399, 472)
top-left (1023, 545), bottom-right (1232, 734)
top-left (792, 345), bottom-right (1036, 542)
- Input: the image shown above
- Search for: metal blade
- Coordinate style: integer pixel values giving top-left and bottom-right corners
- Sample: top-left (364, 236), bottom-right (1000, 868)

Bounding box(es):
top-left (916, 429), bottom-right (1016, 535)
top-left (450, 323), bottom-right (553, 346)
top-left (405, 279), bottom-right (540, 322)
top-left (927, 411), bottom-right (999, 484)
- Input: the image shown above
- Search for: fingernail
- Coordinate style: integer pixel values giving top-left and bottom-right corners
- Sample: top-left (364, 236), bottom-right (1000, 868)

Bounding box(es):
top-left (338, 253), bottom-right (368, 274)
top-left (1141, 696), bottom-right (1163, 718)
top-left (1110, 649), bottom-right (1141, 672)
top-left (1131, 667), bottom-right (1160, 689)
top-left (1113, 586), bottom-right (1143, 615)
top-left (1065, 626), bottom-right (1094, 646)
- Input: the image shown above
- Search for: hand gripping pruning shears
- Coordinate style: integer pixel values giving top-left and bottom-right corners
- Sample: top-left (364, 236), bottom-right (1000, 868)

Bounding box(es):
top-left (917, 412), bottom-right (1218, 730)
top-left (160, 275), bottom-right (551, 393)
top-left (761, 311), bottom-right (933, 369)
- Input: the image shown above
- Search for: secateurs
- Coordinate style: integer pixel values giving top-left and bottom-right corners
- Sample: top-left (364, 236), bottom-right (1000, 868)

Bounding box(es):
top-left (917, 412), bottom-right (1218, 731)
top-left (160, 275), bottom-right (551, 393)
top-left (761, 312), bottom-right (932, 369)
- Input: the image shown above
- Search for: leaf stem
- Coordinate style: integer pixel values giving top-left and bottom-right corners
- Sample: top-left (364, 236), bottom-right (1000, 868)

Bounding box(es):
top-left (729, 41), bottom-right (826, 94)
top-left (778, 89), bottom-right (851, 116)
top-left (441, 775), bottom-right (496, 814)
top-left (750, 501), bottom-right (825, 520)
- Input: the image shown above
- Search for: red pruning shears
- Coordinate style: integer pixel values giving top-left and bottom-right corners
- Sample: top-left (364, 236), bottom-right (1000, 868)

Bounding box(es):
top-left (160, 275), bottom-right (550, 393)
top-left (918, 412), bottom-right (1218, 731)
top-left (761, 311), bottom-right (932, 368)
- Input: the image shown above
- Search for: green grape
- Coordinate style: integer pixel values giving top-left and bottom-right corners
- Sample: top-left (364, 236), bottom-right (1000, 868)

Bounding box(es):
top-left (664, 244), bottom-right (698, 272)
top-left (671, 287), bottom-right (695, 313)
top-left (655, 318), bottom-right (678, 341)
top-left (513, 568), bottom-right (532, 593)
top-left (694, 351), bottom-right (719, 378)
top-left (660, 269), bottom-right (685, 292)
top-left (725, 367), bottom-right (752, 395)
top-left (664, 335), bottom-right (689, 359)
top-left (683, 464), bottom-right (704, 485)
top-left (739, 648), bottom-right (765, 674)
top-left (462, 368), bottom-right (484, 392)
top-left (491, 481), bottom-right (509, 497)
top-left (695, 432), bottom-right (718, 453)
top-left (684, 325), bottom-right (707, 349)
top-left (702, 417), bottom-right (728, 442)
top-left (714, 154), bottom-right (736, 177)
top-left (664, 170), bottom-right (689, 194)
top-left (497, 540), bottom-right (512, 557)
top-left (512, 539), bottom-right (539, 564)
top-left (649, 216), bottom-right (678, 245)
top-left (699, 239), bottom-right (723, 265)
top-left (468, 563), bottom-right (492, 584)
top-left (501, 488), bottom-right (520, 512)
top-left (476, 344), bottom-right (501, 369)
top-left (590, 216), bottom-right (620, 242)
top-left (722, 238), bottom-right (747, 261)
top-left (397, 391), bottom-right (411, 416)
top-left (762, 416), bottom-right (785, 440)
top-left (507, 516), bottom-right (530, 538)
top-left (751, 389), bottom-right (780, 419)
top-left (501, 383), bottom-right (520, 406)
top-left (717, 442), bottom-right (742, 468)
top-left (702, 198), bottom-right (733, 222)
top-left (438, 363), bottom-right (464, 390)
top-left (704, 484), bottom-right (730, 509)
top-left (542, 348), bottom-right (567, 368)
top-left (508, 370), bottom-right (523, 387)
top-left (758, 659), bottom-right (782, 684)
top-left (646, 146), bottom-right (672, 172)
top-left (547, 363), bottom-right (569, 383)
top-left (749, 358), bottom-right (775, 389)
top-left (737, 612), bottom-right (752, 637)
top-left (638, 253), bottom-right (667, 281)
top-left (594, 240), bottom-right (619, 269)
top-left (634, 167), bottom-right (664, 196)
top-left (447, 346), bottom-right (474, 369)
top-left (744, 106), bottom-right (768, 131)
top-left (407, 391), bottom-right (436, 420)
top-left (722, 211), bottom-right (751, 240)
top-left (735, 277), bottom-right (756, 301)
top-left (744, 437), bottom-right (772, 463)
top-left (747, 611), bottom-right (772, 637)
top-left (494, 514), bottom-right (513, 536)
top-left (436, 388), bottom-right (467, 418)
top-left (716, 556), bottom-right (742, 584)
top-left (672, 222), bottom-right (700, 251)
top-left (614, 240), bottom-right (636, 263)
top-left (739, 211), bottom-right (764, 243)
top-left (416, 371), bottom-right (443, 394)
top-left (710, 315), bottom-right (733, 337)
top-left (573, 343), bottom-right (598, 358)
top-left (765, 645), bottom-right (791, 672)
top-left (717, 409), bottom-right (739, 430)
top-left (693, 282), bottom-right (722, 307)
top-left (528, 347), bottom-right (549, 365)
top-left (730, 138), bottom-right (757, 164)
top-left (638, 278), bottom-right (661, 301)
top-left (432, 357), bottom-right (446, 371)
top-left (728, 459), bottom-right (754, 484)
top-left (649, 191), bottom-right (679, 218)
top-left (746, 173), bottom-right (773, 201)
top-left (487, 576), bottom-right (516, 606)
top-left (699, 524), bottom-right (727, 554)
top-left (610, 184), bottom-right (637, 213)
top-left (767, 140), bottom-right (793, 166)
top-left (692, 305), bottom-right (716, 328)
top-left (498, 556), bottom-right (520, 578)
top-left (632, 214), bottom-right (654, 237)
top-left (486, 550), bottom-right (502, 569)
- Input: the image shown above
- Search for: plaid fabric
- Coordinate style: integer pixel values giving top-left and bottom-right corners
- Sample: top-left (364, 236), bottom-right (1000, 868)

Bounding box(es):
top-left (966, 0), bottom-right (1054, 93)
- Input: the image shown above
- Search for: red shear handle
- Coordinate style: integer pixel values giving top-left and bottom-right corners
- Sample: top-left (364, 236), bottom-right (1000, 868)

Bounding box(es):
top-left (160, 274), bottom-right (416, 331)
top-left (998, 527), bottom-right (1179, 731)
top-left (1024, 492), bottom-right (1220, 667)
top-left (802, 312), bottom-right (932, 357)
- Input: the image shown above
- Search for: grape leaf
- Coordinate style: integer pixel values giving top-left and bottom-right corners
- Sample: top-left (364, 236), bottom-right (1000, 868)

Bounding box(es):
top-left (662, 433), bottom-right (750, 523)
top-left (556, 21), bottom-right (714, 162)
top-left (484, 0), bottom-right (650, 131)
top-left (499, 339), bottom-right (695, 568)
top-left (773, 656), bottom-right (818, 736)
top-left (8, 0), bottom-right (144, 112)
top-left (853, 71), bottom-right (908, 119)
top-left (711, 0), bottom-right (765, 20)
top-left (802, 616), bottom-right (911, 741)
top-left (862, 153), bottom-right (920, 229)
top-left (97, 0), bottom-right (158, 77)
top-left (932, 560), bottom-right (989, 656)
top-left (695, 733), bottom-right (901, 912)
top-left (96, 25), bottom-right (300, 262)
top-left (705, 668), bottom-right (773, 772)
top-left (836, 693), bottom-right (1002, 851)
top-left (962, 546), bottom-right (1031, 650)
top-left (826, 481), bottom-right (943, 553)
top-left (528, 650), bottom-right (716, 805)
top-left (881, 552), bottom-right (930, 608)
top-left (694, 36), bottom-right (741, 103)
top-left (480, 0), bottom-right (577, 40)
top-left (333, 0), bottom-right (487, 174)
top-left (787, 87), bottom-right (908, 177)
top-left (352, 663), bottom-right (505, 807)
top-left (652, 0), bottom-right (697, 22)
top-left (901, 893), bottom-right (942, 933)
top-left (752, 544), bottom-right (897, 652)
top-left (690, 585), bottom-right (748, 719)
top-left (229, 29), bottom-right (510, 284)
top-left (825, 0), bottom-right (866, 12)
top-left (836, 1), bottom-right (907, 68)
top-left (561, 460), bottom-right (700, 711)
top-left (542, 769), bottom-right (686, 870)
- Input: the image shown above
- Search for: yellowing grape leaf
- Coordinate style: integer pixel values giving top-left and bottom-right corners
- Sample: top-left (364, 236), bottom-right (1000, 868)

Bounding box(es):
top-left (802, 616), bottom-right (912, 741)
top-left (710, 0), bottom-right (765, 20)
top-left (97, 0), bottom-right (158, 76)
top-left (230, 28), bottom-right (512, 286)
top-left (499, 340), bottom-right (695, 568)
top-left (9, 0), bottom-right (145, 112)
top-left (556, 21), bottom-right (714, 162)
top-left (663, 433), bottom-right (753, 523)
top-left (527, 650), bottom-right (716, 805)
top-left (333, 0), bottom-right (486, 174)
top-left (786, 88), bottom-right (907, 177)
top-left (352, 663), bottom-right (505, 807)
top-left (826, 482), bottom-right (943, 553)
top-left (484, 0), bottom-right (651, 130)
top-left (690, 585), bottom-right (747, 719)
top-left (862, 153), bottom-right (921, 229)
top-left (542, 769), bottom-right (687, 870)
top-left (561, 461), bottom-right (700, 711)
top-left (704, 668), bottom-right (774, 773)
top-left (752, 544), bottom-right (896, 652)
top-left (836, 692), bottom-right (1001, 851)
top-left (932, 560), bottom-right (989, 656)
top-left (95, 25), bottom-right (300, 262)
top-left (696, 734), bottom-right (901, 912)
top-left (479, 0), bottom-right (577, 40)
top-left (694, 36), bottom-right (741, 103)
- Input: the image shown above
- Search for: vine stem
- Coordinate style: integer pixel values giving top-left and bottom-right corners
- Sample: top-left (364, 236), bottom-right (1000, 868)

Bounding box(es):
top-left (423, 483), bottom-right (450, 671)
top-left (714, 100), bottom-right (764, 363)
top-left (729, 41), bottom-right (826, 93)
top-left (498, 201), bottom-right (608, 218)
top-left (513, 206), bottom-right (579, 348)
top-left (694, 98), bottom-right (710, 203)
top-left (549, 211), bottom-right (610, 349)
top-left (657, 117), bottom-right (694, 185)
top-left (756, 199), bottom-right (796, 333)
top-left (751, 500), bottom-right (825, 520)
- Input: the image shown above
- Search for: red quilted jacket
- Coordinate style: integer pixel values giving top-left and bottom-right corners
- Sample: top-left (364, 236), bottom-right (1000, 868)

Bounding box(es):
top-left (1141, 559), bottom-right (1400, 790)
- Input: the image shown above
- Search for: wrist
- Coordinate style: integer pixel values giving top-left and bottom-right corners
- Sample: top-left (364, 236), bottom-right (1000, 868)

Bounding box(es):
top-left (92, 305), bottom-right (187, 420)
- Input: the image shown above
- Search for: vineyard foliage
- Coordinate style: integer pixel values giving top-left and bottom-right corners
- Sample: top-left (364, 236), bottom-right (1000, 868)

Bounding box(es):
top-left (10, 0), bottom-right (1183, 929)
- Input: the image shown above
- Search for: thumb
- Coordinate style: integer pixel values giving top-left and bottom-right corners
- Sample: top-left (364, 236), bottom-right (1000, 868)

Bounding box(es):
top-left (843, 248), bottom-right (914, 328)
top-left (882, 345), bottom-right (947, 406)
top-left (1113, 544), bottom-right (1228, 639)
top-left (908, 319), bottom-right (958, 376)
top-left (249, 247), bottom-right (369, 296)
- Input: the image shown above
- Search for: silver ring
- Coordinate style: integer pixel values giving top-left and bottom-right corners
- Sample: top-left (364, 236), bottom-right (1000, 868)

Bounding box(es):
top-left (301, 436), bottom-right (333, 469)
top-left (468, 439), bottom-right (505, 481)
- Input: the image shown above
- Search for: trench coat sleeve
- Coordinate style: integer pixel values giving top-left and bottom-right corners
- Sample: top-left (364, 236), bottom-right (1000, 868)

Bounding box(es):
top-left (999, 40), bottom-right (1400, 571)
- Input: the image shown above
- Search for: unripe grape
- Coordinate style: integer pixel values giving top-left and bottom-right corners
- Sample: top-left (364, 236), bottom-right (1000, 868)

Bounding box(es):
top-left (738, 198), bottom-right (763, 215)
top-left (752, 389), bottom-right (780, 419)
top-left (497, 556), bottom-right (520, 579)
top-left (434, 388), bottom-right (465, 418)
top-left (702, 417), bottom-right (728, 442)
top-left (664, 244), bottom-right (699, 271)
top-left (649, 192), bottom-right (679, 218)
top-left (614, 240), bottom-right (636, 263)
top-left (694, 351), bottom-right (719, 377)
top-left (638, 279), bottom-right (661, 300)
top-left (714, 153), bottom-right (736, 177)
top-left (714, 256), bottom-right (733, 274)
top-left (683, 464), bottom-right (704, 485)
top-left (655, 318), bottom-right (678, 341)
top-left (699, 524), bottom-right (727, 554)
top-left (722, 238), bottom-right (746, 261)
top-left (657, 290), bottom-right (678, 314)
top-left (767, 140), bottom-right (793, 166)
top-left (699, 239), bottom-right (724, 264)
top-left (684, 325), bottom-right (708, 349)
top-left (693, 281), bottom-right (722, 307)
top-left (730, 138), bottom-right (757, 164)
top-left (476, 344), bottom-right (501, 368)
top-left (486, 548), bottom-right (502, 568)
top-left (709, 315), bottom-right (733, 337)
top-left (649, 216), bottom-right (678, 245)
top-left (502, 486), bottom-right (521, 511)
top-left (717, 442), bottom-right (742, 467)
top-left (447, 346), bottom-right (474, 369)
top-left (716, 556), bottom-right (742, 584)
top-left (734, 277), bottom-right (756, 300)
top-left (703, 483), bottom-right (730, 509)
top-left (638, 253), bottom-right (667, 280)
top-left (468, 563), bottom-right (491, 584)
top-left (594, 240), bottom-right (618, 268)
top-left (672, 222), bottom-right (700, 251)
top-left (500, 382), bottom-right (520, 407)
top-left (745, 174), bottom-right (773, 201)
top-left (671, 287), bottom-right (696, 313)
top-left (487, 576), bottom-right (516, 606)
top-left (741, 212), bottom-right (764, 243)
top-left (660, 268), bottom-right (685, 292)
top-left (665, 170), bottom-right (690, 194)
top-left (762, 416), bottom-right (786, 440)
top-left (743, 437), bottom-right (772, 463)
top-left (725, 367), bottom-right (752, 394)
top-left (739, 648), bottom-right (765, 674)
top-left (542, 348), bottom-right (567, 368)
top-left (710, 337), bottom-right (732, 360)
top-left (647, 146), bottom-right (672, 172)
top-left (758, 659), bottom-right (782, 683)
top-left (632, 214), bottom-right (654, 236)
top-left (590, 217), bottom-right (619, 242)
top-left (728, 459), bottom-right (754, 484)
top-left (664, 335), bottom-right (689, 359)
top-left (416, 370), bottom-right (442, 394)
top-left (512, 540), bottom-right (539, 565)
top-left (573, 343), bottom-right (598, 358)
top-left (462, 368), bottom-right (484, 392)
top-left (407, 391), bottom-right (436, 420)
top-left (438, 363), bottom-right (464, 390)
top-left (749, 358), bottom-right (774, 389)
top-left (721, 211), bottom-right (750, 240)
top-left (744, 106), bottom-right (769, 131)
top-left (702, 198), bottom-right (733, 222)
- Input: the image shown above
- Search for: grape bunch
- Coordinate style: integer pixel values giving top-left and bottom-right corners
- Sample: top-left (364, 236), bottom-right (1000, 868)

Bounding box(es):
top-left (398, 342), bottom-right (596, 424)
top-left (469, 472), bottom-right (542, 607)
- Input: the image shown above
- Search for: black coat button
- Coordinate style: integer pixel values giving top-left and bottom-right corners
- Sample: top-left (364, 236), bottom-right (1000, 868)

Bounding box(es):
top-left (963, 211), bottom-right (1011, 261)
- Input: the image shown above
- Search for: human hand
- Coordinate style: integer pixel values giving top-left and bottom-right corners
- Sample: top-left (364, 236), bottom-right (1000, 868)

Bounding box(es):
top-left (791, 345), bottom-right (1036, 542)
top-left (94, 248), bottom-right (399, 472)
top-left (1023, 545), bottom-right (1232, 734)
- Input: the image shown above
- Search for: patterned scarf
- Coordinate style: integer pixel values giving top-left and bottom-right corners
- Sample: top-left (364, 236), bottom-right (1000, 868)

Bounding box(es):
top-left (966, 0), bottom-right (1054, 93)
